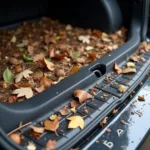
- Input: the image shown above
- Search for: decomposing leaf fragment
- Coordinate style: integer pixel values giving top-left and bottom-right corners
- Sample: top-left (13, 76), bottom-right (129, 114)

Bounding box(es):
top-left (85, 46), bottom-right (94, 51)
top-left (88, 53), bottom-right (96, 60)
top-left (89, 88), bottom-right (99, 95)
top-left (15, 69), bottom-right (33, 83)
top-left (122, 68), bottom-right (136, 74)
top-left (67, 116), bottom-right (84, 129)
top-left (118, 85), bottom-right (126, 93)
top-left (70, 100), bottom-right (80, 108)
top-left (112, 109), bottom-right (118, 114)
top-left (106, 128), bottom-right (111, 133)
top-left (30, 126), bottom-right (44, 134)
top-left (114, 63), bottom-right (122, 74)
top-left (121, 120), bottom-right (125, 124)
top-left (44, 58), bottom-right (55, 71)
top-left (127, 62), bottom-right (135, 67)
top-left (138, 95), bottom-right (145, 101)
top-left (70, 107), bottom-right (76, 113)
top-left (100, 117), bottom-right (108, 127)
top-left (59, 105), bottom-right (71, 116)
top-left (32, 53), bottom-right (45, 62)
top-left (9, 133), bottom-right (21, 145)
top-left (40, 77), bottom-right (53, 88)
top-left (45, 140), bottom-right (57, 150)
top-left (69, 66), bottom-right (79, 75)
top-left (11, 36), bottom-right (17, 43)
top-left (74, 90), bottom-right (92, 103)
top-left (3, 67), bottom-right (14, 83)
top-left (27, 142), bottom-right (36, 150)
top-left (65, 24), bottom-right (72, 31)
top-left (78, 35), bottom-right (90, 44)
top-left (44, 117), bottom-right (60, 136)
top-left (12, 87), bottom-right (33, 99)
top-left (35, 85), bottom-right (45, 93)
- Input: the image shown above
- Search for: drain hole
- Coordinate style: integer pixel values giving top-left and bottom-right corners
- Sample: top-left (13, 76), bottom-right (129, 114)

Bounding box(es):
top-left (93, 70), bottom-right (102, 78)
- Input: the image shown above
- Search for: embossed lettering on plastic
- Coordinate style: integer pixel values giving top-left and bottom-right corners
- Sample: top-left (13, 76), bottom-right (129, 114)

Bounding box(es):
top-left (117, 129), bottom-right (125, 137)
top-left (103, 140), bottom-right (114, 149)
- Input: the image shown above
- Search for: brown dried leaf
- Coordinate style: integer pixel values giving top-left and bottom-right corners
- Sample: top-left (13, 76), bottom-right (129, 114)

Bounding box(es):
top-left (92, 29), bottom-right (101, 37)
top-left (27, 45), bottom-right (34, 54)
top-left (121, 120), bottom-right (125, 124)
top-left (7, 96), bottom-right (17, 103)
top-left (130, 56), bottom-right (139, 62)
top-left (30, 129), bottom-right (41, 140)
top-left (69, 66), bottom-right (79, 75)
top-left (106, 128), bottom-right (111, 133)
top-left (118, 85), bottom-right (126, 93)
top-left (100, 117), bottom-right (108, 127)
top-left (70, 100), bottom-right (80, 108)
top-left (14, 83), bottom-right (32, 88)
top-left (40, 77), bottom-right (53, 88)
top-left (138, 95), bottom-right (145, 101)
top-left (44, 58), bottom-right (55, 71)
top-left (88, 53), bottom-right (96, 60)
top-left (32, 53), bottom-right (45, 62)
top-left (59, 105), bottom-right (71, 116)
top-left (44, 117), bottom-right (60, 136)
top-left (122, 68), bottom-right (136, 74)
top-left (45, 140), bottom-right (56, 150)
top-left (30, 126), bottom-right (44, 134)
top-left (35, 85), bottom-right (45, 93)
top-left (74, 90), bottom-right (92, 104)
top-left (53, 54), bottom-right (66, 60)
top-left (89, 88), bottom-right (99, 95)
top-left (114, 63), bottom-right (122, 74)
top-left (49, 48), bottom-right (55, 58)
top-left (33, 71), bottom-right (43, 79)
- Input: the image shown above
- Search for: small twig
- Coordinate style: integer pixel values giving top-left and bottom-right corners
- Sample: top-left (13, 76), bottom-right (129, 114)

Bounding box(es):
top-left (7, 122), bottom-right (32, 136)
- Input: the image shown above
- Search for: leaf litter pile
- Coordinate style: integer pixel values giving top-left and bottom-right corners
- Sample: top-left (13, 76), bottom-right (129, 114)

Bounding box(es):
top-left (0, 17), bottom-right (127, 103)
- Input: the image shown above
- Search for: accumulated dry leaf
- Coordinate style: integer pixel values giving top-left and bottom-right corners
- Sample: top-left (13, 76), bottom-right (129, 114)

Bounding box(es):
top-left (121, 120), bottom-right (125, 124)
top-left (78, 35), bottom-right (90, 44)
top-left (35, 85), bottom-right (45, 93)
top-left (130, 56), bottom-right (139, 62)
top-left (44, 58), bottom-right (55, 71)
top-left (70, 100), bottom-right (80, 108)
top-left (27, 142), bottom-right (36, 150)
top-left (127, 62), bottom-right (135, 67)
top-left (69, 66), bottom-right (79, 75)
top-left (106, 128), bottom-right (111, 133)
top-left (30, 126), bottom-right (45, 134)
top-left (59, 105), bottom-right (71, 116)
top-left (50, 114), bottom-right (57, 121)
top-left (88, 53), bottom-right (96, 60)
top-left (70, 107), bottom-right (76, 113)
top-left (100, 117), bottom-right (108, 127)
top-left (118, 85), bottom-right (126, 93)
top-left (15, 69), bottom-right (33, 83)
top-left (12, 87), bottom-right (33, 99)
top-left (44, 117), bottom-right (60, 136)
top-left (122, 68), bottom-right (136, 74)
top-left (138, 95), bottom-right (145, 101)
top-left (32, 53), bottom-right (45, 62)
top-left (112, 109), bottom-right (118, 114)
top-left (89, 88), bottom-right (99, 95)
top-left (40, 77), bottom-right (53, 88)
top-left (85, 46), bottom-right (94, 51)
top-left (114, 63), bottom-right (122, 74)
top-left (45, 140), bottom-right (57, 150)
top-left (74, 90), bottom-right (92, 103)
top-left (67, 116), bottom-right (84, 129)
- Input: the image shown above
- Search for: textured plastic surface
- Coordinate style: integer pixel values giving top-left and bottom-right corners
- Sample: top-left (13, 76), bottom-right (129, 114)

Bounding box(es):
top-left (0, 0), bottom-right (149, 150)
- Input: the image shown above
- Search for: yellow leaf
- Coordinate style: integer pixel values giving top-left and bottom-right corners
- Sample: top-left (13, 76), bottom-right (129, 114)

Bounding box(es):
top-left (126, 62), bottom-right (135, 67)
top-left (67, 116), bottom-right (84, 129)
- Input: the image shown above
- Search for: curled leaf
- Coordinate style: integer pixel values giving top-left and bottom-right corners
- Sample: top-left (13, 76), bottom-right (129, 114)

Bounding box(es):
top-left (70, 100), bottom-right (80, 108)
top-left (59, 105), bottom-right (71, 116)
top-left (114, 63), bottom-right (122, 74)
top-left (44, 58), bottom-right (55, 71)
top-left (100, 117), bottom-right (108, 127)
top-left (30, 126), bottom-right (44, 134)
top-left (67, 116), bottom-right (84, 129)
top-left (45, 140), bottom-right (57, 150)
top-left (122, 68), bottom-right (136, 74)
top-left (74, 90), bottom-right (92, 103)
top-left (3, 67), bottom-right (14, 83)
